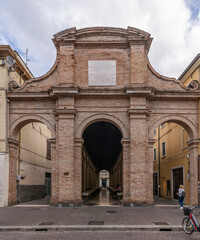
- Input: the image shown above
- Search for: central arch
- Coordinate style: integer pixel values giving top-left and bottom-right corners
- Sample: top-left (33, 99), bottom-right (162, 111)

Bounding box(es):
top-left (76, 113), bottom-right (129, 140)
top-left (81, 121), bottom-right (123, 205)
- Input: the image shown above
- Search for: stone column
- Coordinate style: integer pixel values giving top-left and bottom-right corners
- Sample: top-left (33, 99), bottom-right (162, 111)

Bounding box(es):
top-left (188, 139), bottom-right (199, 205)
top-left (146, 138), bottom-right (156, 205)
top-left (57, 109), bottom-right (76, 206)
top-left (8, 138), bottom-right (19, 206)
top-left (49, 138), bottom-right (58, 205)
top-left (128, 108), bottom-right (148, 205)
top-left (121, 139), bottom-right (130, 204)
top-left (74, 138), bottom-right (84, 205)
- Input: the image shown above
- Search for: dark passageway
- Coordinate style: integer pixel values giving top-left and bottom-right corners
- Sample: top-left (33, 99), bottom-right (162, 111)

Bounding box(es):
top-left (82, 121), bottom-right (122, 171)
top-left (81, 121), bottom-right (123, 205)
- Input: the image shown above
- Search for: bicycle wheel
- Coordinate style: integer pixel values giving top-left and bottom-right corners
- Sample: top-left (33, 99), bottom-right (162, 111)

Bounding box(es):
top-left (182, 217), bottom-right (194, 235)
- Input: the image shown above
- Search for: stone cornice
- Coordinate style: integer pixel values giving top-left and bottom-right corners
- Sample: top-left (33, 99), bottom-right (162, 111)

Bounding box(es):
top-left (7, 86), bottom-right (200, 100)
top-left (8, 138), bottom-right (19, 147)
top-left (128, 108), bottom-right (150, 116)
top-left (125, 86), bottom-right (154, 97)
top-left (121, 138), bottom-right (130, 146)
top-left (187, 138), bottom-right (200, 148)
top-left (55, 108), bottom-right (77, 116)
top-left (151, 90), bottom-right (200, 99)
top-left (50, 86), bottom-right (79, 97)
top-left (148, 138), bottom-right (156, 147)
top-left (6, 91), bottom-right (51, 99)
top-left (74, 138), bottom-right (84, 146)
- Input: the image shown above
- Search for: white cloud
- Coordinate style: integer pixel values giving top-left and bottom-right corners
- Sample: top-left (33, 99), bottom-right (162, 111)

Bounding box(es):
top-left (0, 0), bottom-right (199, 78)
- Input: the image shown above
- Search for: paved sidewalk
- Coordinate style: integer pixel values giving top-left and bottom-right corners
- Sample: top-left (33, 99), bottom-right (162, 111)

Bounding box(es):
top-left (1, 200), bottom-right (198, 232)
top-left (0, 196), bottom-right (198, 231)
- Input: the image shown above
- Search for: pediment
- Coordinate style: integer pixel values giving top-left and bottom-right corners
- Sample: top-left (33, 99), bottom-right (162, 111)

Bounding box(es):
top-left (53, 26), bottom-right (152, 49)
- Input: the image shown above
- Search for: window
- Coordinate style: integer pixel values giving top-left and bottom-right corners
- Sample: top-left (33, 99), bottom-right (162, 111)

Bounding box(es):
top-left (162, 141), bottom-right (166, 157)
top-left (153, 148), bottom-right (156, 161)
top-left (46, 139), bottom-right (51, 160)
top-left (153, 129), bottom-right (156, 135)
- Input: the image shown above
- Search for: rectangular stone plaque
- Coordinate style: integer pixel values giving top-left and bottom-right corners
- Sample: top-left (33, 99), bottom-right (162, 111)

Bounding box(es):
top-left (88, 60), bottom-right (116, 86)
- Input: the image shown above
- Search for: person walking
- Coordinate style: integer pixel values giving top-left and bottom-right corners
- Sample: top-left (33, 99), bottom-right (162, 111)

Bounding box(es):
top-left (178, 184), bottom-right (185, 210)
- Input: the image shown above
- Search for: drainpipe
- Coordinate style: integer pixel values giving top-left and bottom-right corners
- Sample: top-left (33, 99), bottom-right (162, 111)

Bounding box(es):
top-left (158, 125), bottom-right (161, 198)
top-left (17, 130), bottom-right (21, 203)
top-left (18, 130), bottom-right (21, 175)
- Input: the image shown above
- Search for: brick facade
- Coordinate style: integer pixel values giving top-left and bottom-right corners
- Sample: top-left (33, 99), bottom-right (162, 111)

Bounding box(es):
top-left (7, 27), bottom-right (200, 206)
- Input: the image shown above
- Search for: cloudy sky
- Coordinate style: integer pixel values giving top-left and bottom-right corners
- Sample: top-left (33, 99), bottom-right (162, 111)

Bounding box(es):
top-left (0, 0), bottom-right (199, 78)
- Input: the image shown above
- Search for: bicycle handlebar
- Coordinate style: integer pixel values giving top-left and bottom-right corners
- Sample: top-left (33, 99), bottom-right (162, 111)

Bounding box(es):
top-left (188, 206), bottom-right (200, 210)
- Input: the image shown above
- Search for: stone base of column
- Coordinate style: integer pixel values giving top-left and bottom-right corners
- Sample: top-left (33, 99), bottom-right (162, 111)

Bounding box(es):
top-left (146, 198), bottom-right (154, 206)
top-left (50, 197), bottom-right (59, 206)
top-left (8, 197), bottom-right (17, 206)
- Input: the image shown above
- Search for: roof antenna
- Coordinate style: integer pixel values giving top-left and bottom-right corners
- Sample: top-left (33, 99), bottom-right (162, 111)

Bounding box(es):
top-left (17, 48), bottom-right (30, 66)
top-left (25, 48), bottom-right (29, 65)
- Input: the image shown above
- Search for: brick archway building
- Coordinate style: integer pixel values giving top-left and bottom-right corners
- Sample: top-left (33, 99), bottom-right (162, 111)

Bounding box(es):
top-left (7, 26), bottom-right (200, 206)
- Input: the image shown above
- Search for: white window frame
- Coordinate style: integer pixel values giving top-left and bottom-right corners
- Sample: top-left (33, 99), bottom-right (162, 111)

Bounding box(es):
top-left (161, 141), bottom-right (166, 158)
top-left (153, 148), bottom-right (156, 161)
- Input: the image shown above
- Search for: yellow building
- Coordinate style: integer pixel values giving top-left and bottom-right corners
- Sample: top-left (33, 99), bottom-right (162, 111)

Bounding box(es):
top-left (0, 46), bottom-right (51, 206)
top-left (153, 54), bottom-right (200, 205)
top-left (18, 122), bottom-right (51, 203)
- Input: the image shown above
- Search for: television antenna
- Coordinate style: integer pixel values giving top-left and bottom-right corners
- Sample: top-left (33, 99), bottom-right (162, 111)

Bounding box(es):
top-left (17, 48), bottom-right (31, 66)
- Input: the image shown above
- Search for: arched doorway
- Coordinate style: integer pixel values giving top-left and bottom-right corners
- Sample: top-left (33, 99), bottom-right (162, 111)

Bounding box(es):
top-left (81, 121), bottom-right (123, 205)
top-left (149, 116), bottom-right (199, 205)
top-left (8, 117), bottom-right (55, 206)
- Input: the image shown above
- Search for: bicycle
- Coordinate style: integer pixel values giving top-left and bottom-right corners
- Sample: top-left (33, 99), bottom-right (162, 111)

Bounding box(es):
top-left (182, 206), bottom-right (200, 234)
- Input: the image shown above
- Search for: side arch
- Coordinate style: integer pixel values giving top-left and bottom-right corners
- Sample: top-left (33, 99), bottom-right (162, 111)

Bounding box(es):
top-left (76, 113), bottom-right (129, 139)
top-left (10, 114), bottom-right (56, 139)
top-left (149, 115), bottom-right (197, 140)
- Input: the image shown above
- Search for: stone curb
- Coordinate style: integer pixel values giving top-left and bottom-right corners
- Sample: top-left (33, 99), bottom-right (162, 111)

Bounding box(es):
top-left (0, 225), bottom-right (183, 232)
